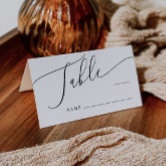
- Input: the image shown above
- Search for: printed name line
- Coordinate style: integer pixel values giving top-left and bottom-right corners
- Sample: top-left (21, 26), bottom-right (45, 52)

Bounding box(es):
top-left (83, 97), bottom-right (133, 110)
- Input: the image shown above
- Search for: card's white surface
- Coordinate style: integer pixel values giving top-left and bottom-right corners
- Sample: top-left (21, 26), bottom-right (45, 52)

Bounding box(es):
top-left (0, 0), bottom-right (24, 37)
top-left (26, 46), bottom-right (142, 128)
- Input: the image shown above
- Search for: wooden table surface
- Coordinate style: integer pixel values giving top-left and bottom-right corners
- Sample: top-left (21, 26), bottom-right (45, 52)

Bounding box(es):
top-left (0, 32), bottom-right (166, 154)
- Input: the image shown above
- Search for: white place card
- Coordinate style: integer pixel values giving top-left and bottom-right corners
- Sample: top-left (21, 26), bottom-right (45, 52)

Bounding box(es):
top-left (20, 46), bottom-right (142, 128)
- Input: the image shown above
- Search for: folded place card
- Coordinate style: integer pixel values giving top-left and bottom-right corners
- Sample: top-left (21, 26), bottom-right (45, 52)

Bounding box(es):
top-left (20, 46), bottom-right (142, 128)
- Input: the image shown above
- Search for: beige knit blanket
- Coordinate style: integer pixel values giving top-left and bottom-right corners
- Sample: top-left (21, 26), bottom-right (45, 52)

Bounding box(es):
top-left (98, 0), bottom-right (166, 101)
top-left (1, 127), bottom-right (166, 165)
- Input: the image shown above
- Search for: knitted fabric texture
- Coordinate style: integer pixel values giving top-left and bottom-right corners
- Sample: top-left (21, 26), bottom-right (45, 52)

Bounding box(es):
top-left (1, 127), bottom-right (166, 165)
top-left (97, 0), bottom-right (166, 101)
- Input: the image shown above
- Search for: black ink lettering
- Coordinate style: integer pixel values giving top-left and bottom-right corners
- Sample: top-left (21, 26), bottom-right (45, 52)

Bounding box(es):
top-left (32, 54), bottom-right (133, 110)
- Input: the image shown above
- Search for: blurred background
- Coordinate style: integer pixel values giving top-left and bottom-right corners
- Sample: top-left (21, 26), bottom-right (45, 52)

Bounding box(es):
top-left (0, 0), bottom-right (24, 37)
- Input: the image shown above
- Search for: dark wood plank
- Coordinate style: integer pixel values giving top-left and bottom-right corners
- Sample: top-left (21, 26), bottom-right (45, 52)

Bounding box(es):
top-left (0, 34), bottom-right (166, 154)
